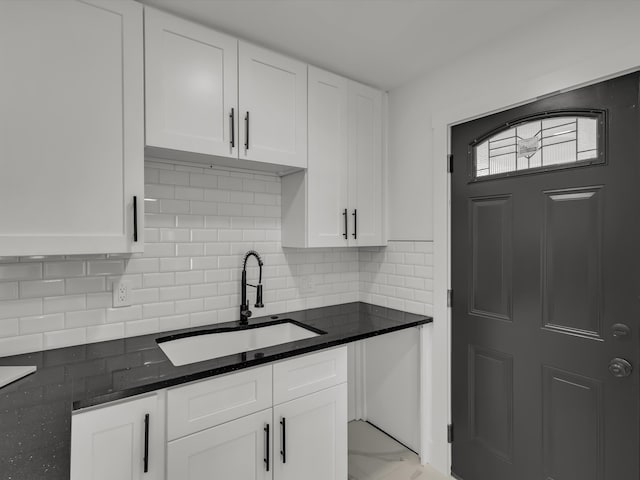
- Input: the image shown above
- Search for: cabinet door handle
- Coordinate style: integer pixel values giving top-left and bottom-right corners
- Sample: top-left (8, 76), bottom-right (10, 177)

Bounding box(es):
top-left (230, 108), bottom-right (235, 148)
top-left (143, 413), bottom-right (150, 473)
top-left (133, 196), bottom-right (138, 243)
top-left (245, 111), bottom-right (250, 150)
top-left (343, 209), bottom-right (348, 240)
top-left (352, 209), bottom-right (357, 240)
top-left (264, 423), bottom-right (270, 471)
top-left (280, 417), bottom-right (286, 463)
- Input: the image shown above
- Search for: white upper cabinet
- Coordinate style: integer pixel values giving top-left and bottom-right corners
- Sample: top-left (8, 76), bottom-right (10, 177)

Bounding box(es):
top-left (238, 42), bottom-right (307, 169)
top-left (0, 0), bottom-right (144, 256)
top-left (306, 67), bottom-right (350, 247)
top-left (282, 68), bottom-right (385, 248)
top-left (145, 7), bottom-right (238, 158)
top-left (144, 10), bottom-right (307, 173)
top-left (348, 81), bottom-right (384, 247)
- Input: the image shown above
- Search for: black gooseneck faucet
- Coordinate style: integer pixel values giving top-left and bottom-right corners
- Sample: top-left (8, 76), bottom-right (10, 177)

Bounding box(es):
top-left (240, 250), bottom-right (264, 324)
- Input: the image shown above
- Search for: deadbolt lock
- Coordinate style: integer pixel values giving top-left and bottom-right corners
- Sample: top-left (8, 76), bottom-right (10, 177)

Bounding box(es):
top-left (611, 323), bottom-right (631, 338)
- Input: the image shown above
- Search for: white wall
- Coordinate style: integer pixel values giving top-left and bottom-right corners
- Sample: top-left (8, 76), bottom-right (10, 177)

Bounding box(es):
top-left (387, 1), bottom-right (640, 473)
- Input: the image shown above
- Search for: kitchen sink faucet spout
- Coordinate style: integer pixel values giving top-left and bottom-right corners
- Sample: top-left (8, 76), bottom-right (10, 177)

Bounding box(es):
top-left (240, 250), bottom-right (264, 324)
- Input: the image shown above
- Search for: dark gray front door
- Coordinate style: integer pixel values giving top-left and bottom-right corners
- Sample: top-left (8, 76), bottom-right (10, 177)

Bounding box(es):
top-left (451, 72), bottom-right (640, 480)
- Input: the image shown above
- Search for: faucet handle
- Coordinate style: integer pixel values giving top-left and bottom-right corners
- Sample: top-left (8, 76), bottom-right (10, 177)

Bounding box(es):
top-left (241, 308), bottom-right (252, 319)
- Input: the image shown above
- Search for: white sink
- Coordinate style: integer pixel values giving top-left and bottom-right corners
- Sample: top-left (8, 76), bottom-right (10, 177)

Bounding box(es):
top-left (157, 320), bottom-right (322, 366)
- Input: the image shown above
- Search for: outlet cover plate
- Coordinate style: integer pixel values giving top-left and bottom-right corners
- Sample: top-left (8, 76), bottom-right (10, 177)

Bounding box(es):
top-left (112, 280), bottom-right (131, 308)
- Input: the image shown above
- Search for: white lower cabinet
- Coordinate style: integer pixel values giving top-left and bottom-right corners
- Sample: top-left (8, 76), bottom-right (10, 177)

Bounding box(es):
top-left (168, 408), bottom-right (272, 480)
top-left (70, 394), bottom-right (164, 480)
top-left (166, 347), bottom-right (347, 480)
top-left (273, 384), bottom-right (348, 480)
top-left (70, 348), bottom-right (347, 480)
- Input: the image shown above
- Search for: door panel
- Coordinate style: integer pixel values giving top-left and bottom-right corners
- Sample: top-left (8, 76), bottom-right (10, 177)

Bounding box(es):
top-left (468, 345), bottom-right (513, 463)
top-left (238, 42), bottom-right (307, 168)
top-left (167, 408), bottom-right (272, 480)
top-left (307, 66), bottom-right (349, 247)
top-left (71, 395), bottom-right (163, 480)
top-left (273, 384), bottom-right (347, 480)
top-left (469, 196), bottom-right (513, 320)
top-left (542, 366), bottom-right (603, 480)
top-left (0, 0), bottom-right (143, 255)
top-left (542, 187), bottom-right (603, 338)
top-left (145, 7), bottom-right (238, 158)
top-left (452, 72), bottom-right (640, 480)
top-left (348, 81), bottom-right (383, 246)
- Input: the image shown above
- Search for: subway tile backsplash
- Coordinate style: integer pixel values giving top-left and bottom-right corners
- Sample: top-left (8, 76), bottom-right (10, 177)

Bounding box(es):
top-left (0, 160), bottom-right (433, 357)
top-left (360, 242), bottom-right (434, 316)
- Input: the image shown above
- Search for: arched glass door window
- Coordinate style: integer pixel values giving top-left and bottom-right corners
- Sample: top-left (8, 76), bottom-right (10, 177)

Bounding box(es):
top-left (471, 110), bottom-right (605, 180)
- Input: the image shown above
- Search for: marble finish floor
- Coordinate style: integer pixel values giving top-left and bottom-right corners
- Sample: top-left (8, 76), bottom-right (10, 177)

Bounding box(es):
top-left (348, 421), bottom-right (452, 480)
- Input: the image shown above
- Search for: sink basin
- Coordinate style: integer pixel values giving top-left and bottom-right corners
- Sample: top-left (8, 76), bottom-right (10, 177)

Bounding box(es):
top-left (157, 319), bottom-right (323, 366)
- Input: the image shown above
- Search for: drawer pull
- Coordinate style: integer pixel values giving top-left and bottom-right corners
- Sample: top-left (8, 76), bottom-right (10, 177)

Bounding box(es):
top-left (133, 196), bottom-right (138, 242)
top-left (245, 111), bottom-right (250, 150)
top-left (343, 208), bottom-right (348, 239)
top-left (143, 413), bottom-right (149, 473)
top-left (264, 423), bottom-right (270, 471)
top-left (230, 108), bottom-right (235, 148)
top-left (280, 417), bottom-right (286, 463)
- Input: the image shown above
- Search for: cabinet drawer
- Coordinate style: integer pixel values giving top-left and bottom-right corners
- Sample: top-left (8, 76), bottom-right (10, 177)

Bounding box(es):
top-left (167, 365), bottom-right (272, 440)
top-left (273, 347), bottom-right (347, 405)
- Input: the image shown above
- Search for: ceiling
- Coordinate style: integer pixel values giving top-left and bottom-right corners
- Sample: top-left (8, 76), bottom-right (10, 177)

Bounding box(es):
top-left (140, 0), bottom-right (580, 91)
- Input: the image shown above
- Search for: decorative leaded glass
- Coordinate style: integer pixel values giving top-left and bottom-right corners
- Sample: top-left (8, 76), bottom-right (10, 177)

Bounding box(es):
top-left (472, 111), bottom-right (604, 179)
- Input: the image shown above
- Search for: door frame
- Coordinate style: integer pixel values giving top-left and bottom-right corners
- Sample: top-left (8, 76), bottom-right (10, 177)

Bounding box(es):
top-left (426, 61), bottom-right (640, 475)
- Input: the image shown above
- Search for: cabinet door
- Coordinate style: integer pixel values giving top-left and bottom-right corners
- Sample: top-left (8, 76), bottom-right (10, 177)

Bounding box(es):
top-left (239, 42), bottom-right (307, 169)
top-left (145, 7), bottom-right (238, 158)
top-left (348, 81), bottom-right (384, 247)
top-left (168, 408), bottom-right (272, 480)
top-left (273, 384), bottom-right (348, 480)
top-left (71, 394), bottom-right (163, 480)
top-left (0, 0), bottom-right (144, 256)
top-left (307, 67), bottom-right (349, 247)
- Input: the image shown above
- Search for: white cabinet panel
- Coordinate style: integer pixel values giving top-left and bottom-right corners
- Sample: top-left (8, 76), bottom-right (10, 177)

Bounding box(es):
top-left (307, 67), bottom-right (350, 246)
top-left (273, 347), bottom-right (347, 405)
top-left (145, 7), bottom-right (238, 158)
top-left (0, 0), bottom-right (144, 256)
top-left (71, 394), bottom-right (164, 480)
top-left (349, 81), bottom-right (384, 247)
top-left (239, 42), bottom-right (307, 169)
top-left (167, 408), bottom-right (272, 480)
top-left (273, 384), bottom-right (348, 480)
top-left (167, 365), bottom-right (272, 440)
top-left (282, 68), bottom-right (384, 248)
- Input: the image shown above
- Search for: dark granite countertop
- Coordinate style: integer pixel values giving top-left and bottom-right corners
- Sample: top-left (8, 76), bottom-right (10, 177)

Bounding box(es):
top-left (0, 302), bottom-right (431, 479)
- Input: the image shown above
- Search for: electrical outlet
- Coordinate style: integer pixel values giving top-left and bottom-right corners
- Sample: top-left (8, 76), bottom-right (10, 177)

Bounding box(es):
top-left (112, 280), bottom-right (131, 308)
